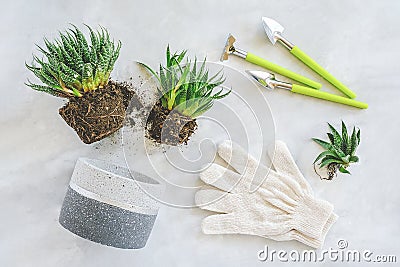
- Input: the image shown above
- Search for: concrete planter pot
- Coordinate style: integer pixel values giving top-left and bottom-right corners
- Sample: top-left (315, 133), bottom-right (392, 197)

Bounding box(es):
top-left (59, 158), bottom-right (163, 249)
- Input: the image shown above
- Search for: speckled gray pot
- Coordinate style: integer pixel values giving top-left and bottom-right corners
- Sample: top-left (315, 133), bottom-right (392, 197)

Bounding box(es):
top-left (59, 158), bottom-right (164, 249)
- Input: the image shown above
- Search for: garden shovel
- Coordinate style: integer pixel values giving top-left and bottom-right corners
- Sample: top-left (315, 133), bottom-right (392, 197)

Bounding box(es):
top-left (221, 34), bottom-right (321, 89)
top-left (246, 70), bottom-right (368, 109)
top-left (261, 17), bottom-right (357, 99)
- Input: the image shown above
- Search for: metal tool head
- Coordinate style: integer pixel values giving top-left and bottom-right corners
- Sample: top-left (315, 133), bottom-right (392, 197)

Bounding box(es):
top-left (246, 70), bottom-right (276, 90)
top-left (262, 17), bottom-right (285, 45)
top-left (220, 34), bottom-right (236, 61)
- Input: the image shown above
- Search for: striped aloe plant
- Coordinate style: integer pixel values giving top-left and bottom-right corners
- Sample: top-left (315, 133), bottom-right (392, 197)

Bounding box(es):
top-left (313, 121), bottom-right (361, 179)
top-left (26, 25), bottom-right (121, 97)
top-left (140, 46), bottom-right (230, 119)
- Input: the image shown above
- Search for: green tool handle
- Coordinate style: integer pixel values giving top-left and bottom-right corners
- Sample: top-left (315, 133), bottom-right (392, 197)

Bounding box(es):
top-left (291, 84), bottom-right (368, 109)
top-left (246, 52), bottom-right (321, 89)
top-left (290, 46), bottom-right (357, 99)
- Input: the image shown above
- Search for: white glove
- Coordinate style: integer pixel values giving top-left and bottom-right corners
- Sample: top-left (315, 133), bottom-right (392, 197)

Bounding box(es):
top-left (196, 140), bottom-right (337, 248)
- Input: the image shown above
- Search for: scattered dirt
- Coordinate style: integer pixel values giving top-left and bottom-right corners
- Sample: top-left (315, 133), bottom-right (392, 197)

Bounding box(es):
top-left (59, 80), bottom-right (142, 144)
top-left (145, 101), bottom-right (197, 146)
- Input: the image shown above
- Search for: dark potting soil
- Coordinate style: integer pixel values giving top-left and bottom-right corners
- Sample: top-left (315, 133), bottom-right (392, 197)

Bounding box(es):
top-left (59, 80), bottom-right (142, 144)
top-left (145, 101), bottom-right (197, 146)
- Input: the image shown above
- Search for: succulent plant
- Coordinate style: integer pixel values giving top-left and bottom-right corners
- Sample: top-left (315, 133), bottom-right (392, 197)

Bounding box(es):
top-left (313, 121), bottom-right (361, 180)
top-left (25, 25), bottom-right (121, 98)
top-left (140, 46), bottom-right (230, 118)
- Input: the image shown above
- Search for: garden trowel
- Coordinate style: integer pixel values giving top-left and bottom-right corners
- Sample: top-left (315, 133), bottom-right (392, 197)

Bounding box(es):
top-left (221, 34), bottom-right (321, 89)
top-left (246, 70), bottom-right (368, 109)
top-left (261, 17), bottom-right (357, 99)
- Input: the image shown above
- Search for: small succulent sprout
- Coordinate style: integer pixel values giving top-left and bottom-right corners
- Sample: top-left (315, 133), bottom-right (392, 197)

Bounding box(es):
top-left (313, 121), bottom-right (361, 180)
top-left (140, 45), bottom-right (230, 119)
top-left (25, 25), bottom-right (121, 98)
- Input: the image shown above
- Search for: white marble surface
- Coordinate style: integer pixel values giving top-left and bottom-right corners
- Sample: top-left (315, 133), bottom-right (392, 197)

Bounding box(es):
top-left (1, 0), bottom-right (400, 266)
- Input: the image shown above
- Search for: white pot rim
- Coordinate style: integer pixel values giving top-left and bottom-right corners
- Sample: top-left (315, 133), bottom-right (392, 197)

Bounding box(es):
top-left (78, 157), bottom-right (162, 188)
top-left (70, 157), bottom-right (164, 213)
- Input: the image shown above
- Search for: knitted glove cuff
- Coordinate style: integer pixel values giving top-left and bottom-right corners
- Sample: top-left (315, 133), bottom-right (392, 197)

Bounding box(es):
top-left (291, 194), bottom-right (334, 239)
top-left (291, 212), bottom-right (338, 248)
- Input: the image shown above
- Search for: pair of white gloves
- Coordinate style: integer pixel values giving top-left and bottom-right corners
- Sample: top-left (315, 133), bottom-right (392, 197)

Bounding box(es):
top-left (196, 140), bottom-right (337, 248)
